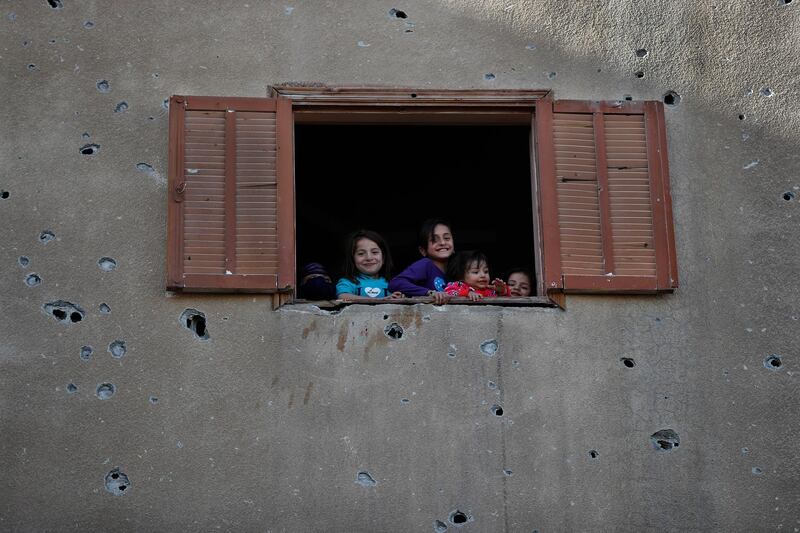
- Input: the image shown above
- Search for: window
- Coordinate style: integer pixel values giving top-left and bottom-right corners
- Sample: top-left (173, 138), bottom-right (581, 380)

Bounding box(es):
top-left (166, 87), bottom-right (678, 307)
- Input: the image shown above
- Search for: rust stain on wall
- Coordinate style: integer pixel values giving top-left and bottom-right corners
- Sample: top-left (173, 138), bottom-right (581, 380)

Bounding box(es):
top-left (303, 382), bottom-right (314, 405)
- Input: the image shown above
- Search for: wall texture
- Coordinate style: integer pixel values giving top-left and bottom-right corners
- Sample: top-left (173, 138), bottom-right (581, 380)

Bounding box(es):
top-left (1, 1), bottom-right (798, 531)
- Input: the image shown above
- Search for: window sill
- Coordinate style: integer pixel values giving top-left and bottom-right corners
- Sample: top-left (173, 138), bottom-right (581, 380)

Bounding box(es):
top-left (291, 296), bottom-right (558, 310)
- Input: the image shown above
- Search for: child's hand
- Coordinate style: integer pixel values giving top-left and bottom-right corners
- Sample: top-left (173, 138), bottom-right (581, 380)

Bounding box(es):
top-left (429, 291), bottom-right (451, 305)
top-left (492, 278), bottom-right (508, 296)
top-left (387, 291), bottom-right (404, 299)
top-left (468, 291), bottom-right (483, 301)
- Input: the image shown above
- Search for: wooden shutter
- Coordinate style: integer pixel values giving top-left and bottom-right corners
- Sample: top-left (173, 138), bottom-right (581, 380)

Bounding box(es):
top-left (536, 98), bottom-right (678, 293)
top-left (166, 96), bottom-right (295, 292)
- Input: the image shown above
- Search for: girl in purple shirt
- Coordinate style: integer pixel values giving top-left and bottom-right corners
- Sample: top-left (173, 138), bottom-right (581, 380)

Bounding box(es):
top-left (389, 218), bottom-right (455, 305)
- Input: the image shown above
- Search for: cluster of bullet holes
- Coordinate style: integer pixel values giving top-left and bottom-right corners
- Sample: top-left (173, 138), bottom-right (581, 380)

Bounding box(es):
top-left (588, 450), bottom-right (599, 459)
top-left (663, 91), bottom-right (681, 107)
top-left (782, 191), bottom-right (796, 201)
top-left (96, 80), bottom-right (110, 93)
top-left (25, 273), bottom-right (42, 287)
top-left (108, 340), bottom-right (127, 359)
top-left (39, 230), bottom-right (55, 243)
top-left (763, 354), bottom-right (782, 371)
top-left (180, 309), bottom-right (209, 340)
top-left (80, 345), bottom-right (93, 360)
top-left (114, 101), bottom-right (129, 113)
top-left (105, 468), bottom-right (130, 496)
top-left (383, 322), bottom-right (404, 340)
top-left (99, 303), bottom-right (111, 314)
top-left (355, 471), bottom-right (377, 487)
top-left (19, 256), bottom-right (30, 267)
top-left (480, 339), bottom-right (498, 357)
top-left (96, 383), bottom-right (115, 400)
top-left (449, 510), bottom-right (472, 526)
top-left (98, 257), bottom-right (117, 272)
top-left (650, 429), bottom-right (680, 451)
top-left (621, 357), bottom-right (636, 368)
top-left (491, 404), bottom-right (504, 417)
top-left (80, 143), bottom-right (100, 156)
top-left (635, 48), bottom-right (648, 58)
top-left (43, 301), bottom-right (84, 324)
top-left (1, 190), bottom-right (9, 200)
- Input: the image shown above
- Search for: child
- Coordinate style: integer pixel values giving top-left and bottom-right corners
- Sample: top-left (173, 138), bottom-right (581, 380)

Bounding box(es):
top-left (444, 251), bottom-right (510, 301)
top-left (298, 262), bottom-right (336, 300)
top-left (336, 230), bottom-right (404, 301)
top-left (388, 218), bottom-right (454, 305)
top-left (505, 267), bottom-right (533, 297)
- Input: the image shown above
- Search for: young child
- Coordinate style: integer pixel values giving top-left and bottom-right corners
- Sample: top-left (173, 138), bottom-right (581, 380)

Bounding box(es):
top-left (336, 230), bottom-right (404, 301)
top-left (388, 218), bottom-right (454, 305)
top-left (298, 262), bottom-right (336, 300)
top-left (505, 267), bottom-right (533, 297)
top-left (444, 251), bottom-right (510, 301)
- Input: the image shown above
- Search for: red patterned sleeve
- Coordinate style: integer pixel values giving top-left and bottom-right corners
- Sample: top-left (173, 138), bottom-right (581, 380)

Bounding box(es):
top-left (444, 281), bottom-right (470, 297)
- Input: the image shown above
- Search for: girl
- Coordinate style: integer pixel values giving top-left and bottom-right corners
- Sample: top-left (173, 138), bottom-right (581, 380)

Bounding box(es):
top-left (388, 218), bottom-right (454, 305)
top-left (505, 267), bottom-right (533, 297)
top-left (336, 230), bottom-right (404, 301)
top-left (444, 251), bottom-right (510, 301)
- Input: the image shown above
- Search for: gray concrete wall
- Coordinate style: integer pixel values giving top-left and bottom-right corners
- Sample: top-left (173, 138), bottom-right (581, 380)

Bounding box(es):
top-left (2, 1), bottom-right (798, 531)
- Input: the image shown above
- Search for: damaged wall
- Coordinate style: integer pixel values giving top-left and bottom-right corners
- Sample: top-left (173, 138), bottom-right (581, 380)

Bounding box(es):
top-left (1, 1), bottom-right (798, 531)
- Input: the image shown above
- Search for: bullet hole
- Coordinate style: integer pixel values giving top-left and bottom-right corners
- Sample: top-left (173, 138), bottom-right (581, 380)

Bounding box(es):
top-left (161, 98), bottom-right (169, 110)
top-left (512, 360), bottom-right (520, 368)
top-left (136, 163), bottom-right (155, 175)
top-left (8, 12), bottom-right (16, 21)
top-left (546, 71), bottom-right (557, 80)
top-left (96, 383), bottom-right (115, 400)
top-left (105, 468), bottom-right (130, 495)
top-left (491, 404), bottom-right (504, 417)
top-left (503, 468), bottom-right (513, 476)
top-left (623, 94), bottom-right (633, 101)
top-left (66, 383), bottom-right (78, 393)
top-left (738, 113), bottom-right (746, 121)
top-left (81, 132), bottom-right (90, 139)
top-left (99, 303), bottom-right (111, 314)
top-left (741, 447), bottom-right (750, 455)
top-left (83, 20), bottom-right (94, 28)
top-left (382, 314), bottom-right (389, 320)
top-left (149, 396), bottom-right (158, 405)
top-left (80, 345), bottom-right (93, 360)
top-left (447, 351), bottom-right (456, 358)
top-left (47, 0), bottom-right (63, 8)
top-left (621, 357), bottom-right (636, 368)
top-left (434, 520), bottom-right (448, 533)
top-left (357, 41), bottom-right (370, 47)
top-left (400, 398), bottom-right (410, 405)
top-left (389, 8), bottom-right (408, 18)
top-left (635, 48), bottom-right (648, 58)
top-left (480, 339), bottom-right (498, 357)
top-left (108, 340), bottom-right (126, 359)
top-left (650, 429), bottom-right (680, 451)
top-left (39, 230), bottom-right (55, 243)
top-left (114, 101), bottom-right (129, 113)
top-left (410, 93), bottom-right (417, 98)
top-left (48, 39), bottom-right (57, 44)
top-left (634, 71), bottom-right (645, 79)
top-left (751, 466), bottom-right (763, 475)
top-left (284, 6), bottom-right (294, 15)
top-left (355, 471), bottom-right (377, 487)
top-left (180, 309), bottom-right (209, 340)
top-left (760, 87), bottom-right (774, 97)
top-left (484, 73), bottom-right (496, 81)
top-left (487, 381), bottom-right (497, 390)
top-left (663, 91), bottom-right (681, 107)
top-left (449, 510), bottom-right (471, 526)
top-left (763, 354), bottom-right (782, 370)
top-left (80, 143), bottom-right (100, 156)
top-left (525, 43), bottom-right (537, 50)
top-left (25, 273), bottom-right (42, 287)
top-left (98, 257), bottom-right (117, 272)
top-left (779, 0), bottom-right (793, 4)
top-left (95, 80), bottom-right (111, 94)
top-left (782, 191), bottom-right (796, 201)
top-left (27, 64), bottom-right (37, 71)
top-left (18, 256), bottom-right (30, 268)
top-left (44, 301), bottom-right (84, 323)
top-left (588, 450), bottom-right (599, 459)
top-left (384, 322), bottom-right (404, 340)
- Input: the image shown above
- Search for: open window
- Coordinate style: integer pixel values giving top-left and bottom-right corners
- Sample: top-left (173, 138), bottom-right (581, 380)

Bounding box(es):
top-left (166, 88), bottom-right (678, 308)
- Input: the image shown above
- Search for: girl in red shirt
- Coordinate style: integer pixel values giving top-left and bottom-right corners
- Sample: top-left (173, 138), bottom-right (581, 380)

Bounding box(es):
top-left (444, 251), bottom-right (510, 301)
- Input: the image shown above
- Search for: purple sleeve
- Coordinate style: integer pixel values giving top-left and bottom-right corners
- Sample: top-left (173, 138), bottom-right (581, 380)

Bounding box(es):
top-left (388, 259), bottom-right (435, 296)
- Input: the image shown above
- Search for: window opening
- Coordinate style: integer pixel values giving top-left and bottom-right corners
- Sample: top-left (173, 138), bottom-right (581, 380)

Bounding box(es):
top-left (295, 124), bottom-right (538, 300)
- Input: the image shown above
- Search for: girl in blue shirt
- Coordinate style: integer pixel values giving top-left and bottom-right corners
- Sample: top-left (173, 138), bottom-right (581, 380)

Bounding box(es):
top-left (336, 230), bottom-right (404, 301)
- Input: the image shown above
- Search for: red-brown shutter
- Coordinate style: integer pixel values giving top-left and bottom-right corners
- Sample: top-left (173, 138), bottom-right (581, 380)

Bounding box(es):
top-left (166, 96), bottom-right (295, 292)
top-left (537, 98), bottom-right (678, 293)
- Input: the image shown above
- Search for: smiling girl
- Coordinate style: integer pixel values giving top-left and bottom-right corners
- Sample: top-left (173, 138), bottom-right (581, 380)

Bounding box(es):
top-left (336, 230), bottom-right (403, 301)
top-left (388, 218), bottom-right (455, 304)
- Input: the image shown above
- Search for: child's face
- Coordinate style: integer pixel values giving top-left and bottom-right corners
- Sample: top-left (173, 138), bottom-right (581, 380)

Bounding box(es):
top-left (507, 272), bottom-right (532, 296)
top-left (353, 238), bottom-right (384, 277)
top-left (464, 260), bottom-right (490, 290)
top-left (422, 224), bottom-right (454, 261)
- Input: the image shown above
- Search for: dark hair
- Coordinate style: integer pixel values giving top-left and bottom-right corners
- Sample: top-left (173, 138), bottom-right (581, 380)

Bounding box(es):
top-left (447, 250), bottom-right (490, 282)
top-left (342, 229), bottom-right (394, 283)
top-left (504, 267), bottom-right (533, 283)
top-left (417, 218), bottom-right (453, 252)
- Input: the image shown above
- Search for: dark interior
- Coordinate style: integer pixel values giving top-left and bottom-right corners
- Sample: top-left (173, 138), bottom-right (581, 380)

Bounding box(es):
top-left (295, 124), bottom-right (536, 293)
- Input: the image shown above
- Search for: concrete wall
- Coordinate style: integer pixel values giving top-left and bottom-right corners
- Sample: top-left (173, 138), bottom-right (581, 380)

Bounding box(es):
top-left (2, 1), bottom-right (798, 531)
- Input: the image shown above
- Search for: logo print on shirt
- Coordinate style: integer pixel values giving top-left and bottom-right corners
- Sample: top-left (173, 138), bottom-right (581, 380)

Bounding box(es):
top-left (364, 287), bottom-right (381, 298)
top-left (434, 277), bottom-right (445, 291)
